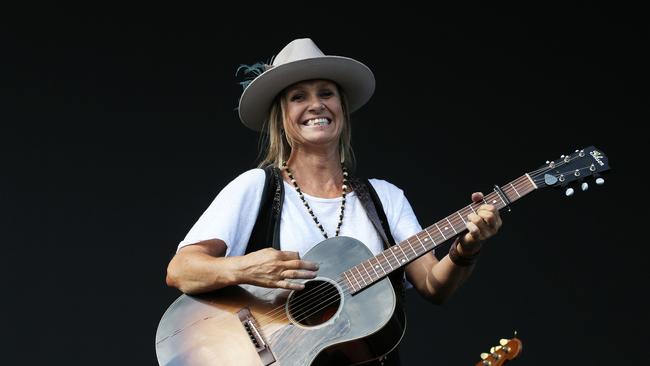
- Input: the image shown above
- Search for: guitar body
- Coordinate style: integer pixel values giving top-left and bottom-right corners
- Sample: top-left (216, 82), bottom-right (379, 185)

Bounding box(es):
top-left (155, 237), bottom-right (406, 366)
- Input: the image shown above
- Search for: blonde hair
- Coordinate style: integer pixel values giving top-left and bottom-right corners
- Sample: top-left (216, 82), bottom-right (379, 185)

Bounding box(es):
top-left (256, 85), bottom-right (355, 170)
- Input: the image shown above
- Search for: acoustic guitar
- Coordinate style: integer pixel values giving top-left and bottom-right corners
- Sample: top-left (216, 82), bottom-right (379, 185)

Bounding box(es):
top-left (156, 146), bottom-right (609, 365)
top-left (475, 337), bottom-right (522, 366)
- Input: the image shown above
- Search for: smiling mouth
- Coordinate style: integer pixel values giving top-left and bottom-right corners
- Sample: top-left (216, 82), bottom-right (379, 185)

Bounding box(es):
top-left (302, 118), bottom-right (331, 126)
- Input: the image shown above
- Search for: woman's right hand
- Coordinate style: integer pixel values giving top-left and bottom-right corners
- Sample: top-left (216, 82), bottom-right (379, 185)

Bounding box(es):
top-left (236, 248), bottom-right (319, 290)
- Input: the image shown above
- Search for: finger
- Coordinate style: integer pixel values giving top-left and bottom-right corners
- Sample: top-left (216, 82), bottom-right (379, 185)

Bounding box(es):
top-left (465, 221), bottom-right (481, 240)
top-left (478, 211), bottom-right (497, 227)
top-left (468, 213), bottom-right (489, 236)
top-left (477, 204), bottom-right (496, 213)
top-left (471, 192), bottom-right (484, 203)
top-left (285, 259), bottom-right (320, 271)
top-left (281, 269), bottom-right (318, 279)
top-left (276, 280), bottom-right (305, 291)
top-left (279, 250), bottom-right (301, 260)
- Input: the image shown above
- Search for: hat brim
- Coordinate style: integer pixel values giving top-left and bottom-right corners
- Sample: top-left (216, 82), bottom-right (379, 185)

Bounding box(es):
top-left (238, 56), bottom-right (375, 132)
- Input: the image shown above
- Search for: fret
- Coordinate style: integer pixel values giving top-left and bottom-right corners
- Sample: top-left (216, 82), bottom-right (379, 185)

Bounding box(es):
top-left (370, 257), bottom-right (380, 277)
top-left (389, 247), bottom-right (401, 265)
top-left (446, 218), bottom-right (458, 234)
top-left (415, 234), bottom-right (427, 251)
top-left (434, 222), bottom-right (447, 240)
top-left (468, 204), bottom-right (477, 214)
top-left (374, 257), bottom-right (386, 275)
top-left (361, 262), bottom-right (373, 283)
top-left (510, 182), bottom-right (521, 198)
top-left (343, 271), bottom-right (356, 292)
top-left (495, 190), bottom-right (507, 208)
top-left (397, 244), bottom-right (409, 263)
top-left (407, 239), bottom-right (418, 257)
top-left (354, 266), bottom-right (367, 286)
top-left (423, 229), bottom-right (436, 248)
top-left (457, 211), bottom-right (467, 224)
top-left (382, 252), bottom-right (394, 270)
top-left (424, 229), bottom-right (435, 243)
top-left (483, 194), bottom-right (497, 206)
top-left (525, 173), bottom-right (538, 189)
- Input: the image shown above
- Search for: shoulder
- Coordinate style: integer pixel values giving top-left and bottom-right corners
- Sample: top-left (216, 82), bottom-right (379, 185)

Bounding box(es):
top-left (218, 168), bottom-right (267, 197)
top-left (367, 178), bottom-right (406, 199)
top-left (230, 168), bottom-right (266, 185)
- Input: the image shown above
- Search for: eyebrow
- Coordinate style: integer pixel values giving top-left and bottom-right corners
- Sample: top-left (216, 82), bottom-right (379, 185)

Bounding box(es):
top-left (287, 81), bottom-right (335, 93)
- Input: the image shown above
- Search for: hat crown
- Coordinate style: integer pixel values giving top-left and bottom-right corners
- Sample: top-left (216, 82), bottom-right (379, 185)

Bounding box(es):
top-left (272, 38), bottom-right (325, 67)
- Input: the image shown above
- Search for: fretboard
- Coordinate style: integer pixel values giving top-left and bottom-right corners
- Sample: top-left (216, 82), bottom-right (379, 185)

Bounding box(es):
top-left (341, 174), bottom-right (537, 294)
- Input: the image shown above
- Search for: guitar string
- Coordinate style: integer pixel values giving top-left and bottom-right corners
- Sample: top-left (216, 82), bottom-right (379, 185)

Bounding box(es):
top-left (288, 160), bottom-right (602, 325)
top-left (280, 167), bottom-right (584, 327)
top-left (283, 176), bottom-right (539, 326)
top-left (255, 169), bottom-right (556, 327)
top-left (254, 174), bottom-right (537, 327)
top-left (253, 184), bottom-right (517, 326)
top-left (258, 175), bottom-right (542, 327)
top-left (254, 157), bottom-right (589, 327)
top-left (264, 157), bottom-right (584, 322)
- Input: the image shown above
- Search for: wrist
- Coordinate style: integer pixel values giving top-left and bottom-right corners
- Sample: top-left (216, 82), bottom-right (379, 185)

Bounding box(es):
top-left (225, 256), bottom-right (246, 286)
top-left (448, 240), bottom-right (481, 267)
top-left (456, 239), bottom-right (482, 256)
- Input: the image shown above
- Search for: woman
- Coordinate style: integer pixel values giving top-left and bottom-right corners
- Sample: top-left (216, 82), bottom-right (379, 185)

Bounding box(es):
top-left (165, 38), bottom-right (502, 366)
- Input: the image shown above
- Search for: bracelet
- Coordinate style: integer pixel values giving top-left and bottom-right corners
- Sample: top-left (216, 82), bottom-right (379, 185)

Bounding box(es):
top-left (448, 241), bottom-right (481, 267)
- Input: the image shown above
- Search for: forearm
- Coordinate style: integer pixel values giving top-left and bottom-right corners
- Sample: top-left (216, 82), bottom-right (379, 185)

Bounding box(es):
top-left (423, 252), bottom-right (477, 303)
top-left (166, 252), bottom-right (243, 294)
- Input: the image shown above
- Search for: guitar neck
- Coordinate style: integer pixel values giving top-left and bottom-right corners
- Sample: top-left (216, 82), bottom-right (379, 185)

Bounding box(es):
top-left (342, 174), bottom-right (537, 294)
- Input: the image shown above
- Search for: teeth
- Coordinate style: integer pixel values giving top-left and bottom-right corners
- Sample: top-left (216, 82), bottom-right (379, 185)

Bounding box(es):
top-left (305, 118), bottom-right (330, 126)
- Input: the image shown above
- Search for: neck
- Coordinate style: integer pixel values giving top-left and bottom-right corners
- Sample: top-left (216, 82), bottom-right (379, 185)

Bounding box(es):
top-left (285, 148), bottom-right (343, 198)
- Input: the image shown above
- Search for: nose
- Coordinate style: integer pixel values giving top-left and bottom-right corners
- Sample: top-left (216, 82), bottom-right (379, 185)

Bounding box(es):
top-left (308, 99), bottom-right (326, 113)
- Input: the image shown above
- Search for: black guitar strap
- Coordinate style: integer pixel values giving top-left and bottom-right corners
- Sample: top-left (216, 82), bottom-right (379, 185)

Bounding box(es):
top-left (245, 166), bottom-right (284, 254)
top-left (348, 177), bottom-right (396, 250)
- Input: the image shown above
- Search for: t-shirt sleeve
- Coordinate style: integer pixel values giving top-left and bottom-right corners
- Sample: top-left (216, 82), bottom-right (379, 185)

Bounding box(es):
top-left (177, 169), bottom-right (266, 257)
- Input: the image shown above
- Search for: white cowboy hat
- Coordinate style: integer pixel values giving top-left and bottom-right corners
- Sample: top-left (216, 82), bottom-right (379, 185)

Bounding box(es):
top-left (237, 38), bottom-right (376, 132)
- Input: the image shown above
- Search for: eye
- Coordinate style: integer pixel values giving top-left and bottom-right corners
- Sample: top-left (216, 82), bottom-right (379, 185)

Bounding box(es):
top-left (289, 93), bottom-right (304, 101)
top-left (319, 89), bottom-right (334, 98)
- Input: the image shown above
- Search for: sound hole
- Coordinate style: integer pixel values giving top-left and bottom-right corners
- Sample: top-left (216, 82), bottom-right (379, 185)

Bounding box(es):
top-left (287, 279), bottom-right (341, 327)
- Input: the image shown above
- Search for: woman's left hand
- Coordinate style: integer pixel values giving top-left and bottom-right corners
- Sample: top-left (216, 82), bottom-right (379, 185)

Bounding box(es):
top-left (458, 192), bottom-right (503, 254)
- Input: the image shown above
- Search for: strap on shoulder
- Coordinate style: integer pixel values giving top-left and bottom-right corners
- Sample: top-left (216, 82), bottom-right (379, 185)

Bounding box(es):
top-left (349, 177), bottom-right (396, 250)
top-left (245, 166), bottom-right (284, 254)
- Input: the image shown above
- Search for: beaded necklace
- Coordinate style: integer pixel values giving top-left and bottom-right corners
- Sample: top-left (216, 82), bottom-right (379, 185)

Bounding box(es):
top-left (282, 161), bottom-right (348, 239)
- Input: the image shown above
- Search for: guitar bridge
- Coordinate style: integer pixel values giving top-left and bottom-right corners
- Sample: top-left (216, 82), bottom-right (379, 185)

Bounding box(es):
top-left (237, 307), bottom-right (275, 365)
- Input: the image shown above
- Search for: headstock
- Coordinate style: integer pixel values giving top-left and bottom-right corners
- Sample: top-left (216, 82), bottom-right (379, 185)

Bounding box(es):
top-left (474, 337), bottom-right (522, 366)
top-left (529, 146), bottom-right (610, 196)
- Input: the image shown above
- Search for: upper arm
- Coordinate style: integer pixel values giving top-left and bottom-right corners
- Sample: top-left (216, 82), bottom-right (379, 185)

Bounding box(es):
top-left (177, 239), bottom-right (227, 258)
top-left (176, 169), bottom-right (266, 256)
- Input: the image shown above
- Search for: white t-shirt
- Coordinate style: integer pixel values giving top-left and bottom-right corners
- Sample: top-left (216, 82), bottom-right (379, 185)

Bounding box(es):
top-left (178, 169), bottom-right (423, 259)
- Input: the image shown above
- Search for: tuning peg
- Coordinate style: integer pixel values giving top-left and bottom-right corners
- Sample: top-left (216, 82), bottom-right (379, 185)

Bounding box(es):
top-left (596, 177), bottom-right (605, 185)
top-left (481, 352), bottom-right (489, 360)
top-left (565, 187), bottom-right (574, 196)
top-left (499, 338), bottom-right (508, 346)
top-left (581, 182), bottom-right (589, 191)
top-left (490, 346), bottom-right (495, 353)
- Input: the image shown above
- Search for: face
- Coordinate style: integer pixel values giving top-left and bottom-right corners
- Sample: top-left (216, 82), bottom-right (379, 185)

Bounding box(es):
top-left (282, 79), bottom-right (344, 149)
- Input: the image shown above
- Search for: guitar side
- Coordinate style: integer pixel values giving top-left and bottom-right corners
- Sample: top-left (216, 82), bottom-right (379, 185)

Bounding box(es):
top-left (156, 237), bottom-right (406, 366)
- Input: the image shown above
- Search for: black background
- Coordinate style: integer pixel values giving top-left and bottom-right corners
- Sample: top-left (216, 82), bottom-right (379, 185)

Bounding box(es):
top-left (2, 3), bottom-right (647, 365)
